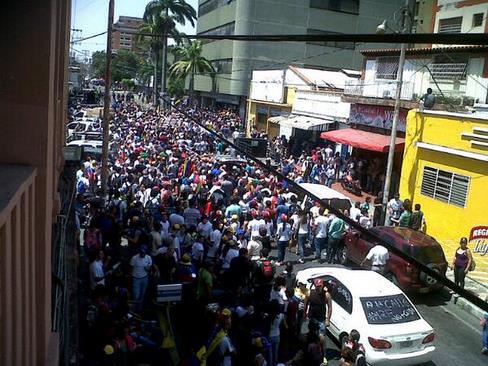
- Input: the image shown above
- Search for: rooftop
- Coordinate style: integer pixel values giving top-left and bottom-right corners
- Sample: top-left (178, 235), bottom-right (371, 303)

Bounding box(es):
top-left (361, 45), bottom-right (488, 57)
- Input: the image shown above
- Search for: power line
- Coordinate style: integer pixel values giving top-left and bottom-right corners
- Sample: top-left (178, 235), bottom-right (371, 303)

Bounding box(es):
top-left (71, 31), bottom-right (108, 44)
top-left (113, 29), bottom-right (488, 45)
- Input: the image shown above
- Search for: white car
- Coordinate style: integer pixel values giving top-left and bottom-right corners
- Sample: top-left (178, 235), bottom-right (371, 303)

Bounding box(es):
top-left (66, 120), bottom-right (101, 136)
top-left (298, 182), bottom-right (353, 212)
top-left (295, 266), bottom-right (436, 366)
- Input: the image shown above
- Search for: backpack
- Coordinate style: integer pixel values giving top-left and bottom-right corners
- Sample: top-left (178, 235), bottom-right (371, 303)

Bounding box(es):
top-left (261, 260), bottom-right (274, 280)
top-left (77, 179), bottom-right (86, 194)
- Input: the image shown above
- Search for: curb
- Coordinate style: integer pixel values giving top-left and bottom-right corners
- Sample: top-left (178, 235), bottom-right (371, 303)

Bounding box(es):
top-left (440, 287), bottom-right (487, 320)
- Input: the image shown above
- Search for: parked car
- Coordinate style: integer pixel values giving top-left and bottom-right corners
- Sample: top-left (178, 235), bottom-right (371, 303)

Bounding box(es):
top-left (295, 266), bottom-right (436, 366)
top-left (342, 226), bottom-right (448, 293)
top-left (66, 119), bottom-right (101, 136)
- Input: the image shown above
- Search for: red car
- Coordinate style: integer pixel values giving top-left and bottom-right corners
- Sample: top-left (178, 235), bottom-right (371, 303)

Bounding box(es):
top-left (342, 226), bottom-right (448, 293)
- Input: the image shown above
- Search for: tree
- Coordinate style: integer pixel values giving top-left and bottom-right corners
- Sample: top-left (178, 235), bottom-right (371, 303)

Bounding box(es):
top-left (89, 50), bottom-right (143, 83)
top-left (167, 75), bottom-right (185, 100)
top-left (112, 49), bottom-right (139, 82)
top-left (143, 0), bottom-right (196, 96)
top-left (169, 40), bottom-right (215, 97)
top-left (90, 51), bottom-right (106, 78)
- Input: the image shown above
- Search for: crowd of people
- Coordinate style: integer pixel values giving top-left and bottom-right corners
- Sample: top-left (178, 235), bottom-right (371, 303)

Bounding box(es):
top-left (74, 98), bottom-right (375, 366)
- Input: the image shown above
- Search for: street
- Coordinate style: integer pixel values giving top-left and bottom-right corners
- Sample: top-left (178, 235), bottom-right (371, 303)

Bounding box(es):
top-left (275, 250), bottom-right (487, 366)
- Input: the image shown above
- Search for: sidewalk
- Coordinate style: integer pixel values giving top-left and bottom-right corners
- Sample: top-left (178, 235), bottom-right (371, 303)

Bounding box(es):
top-left (443, 268), bottom-right (488, 320)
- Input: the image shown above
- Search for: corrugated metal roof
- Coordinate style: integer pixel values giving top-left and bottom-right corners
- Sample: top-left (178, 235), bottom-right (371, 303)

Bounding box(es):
top-left (290, 66), bottom-right (360, 89)
top-left (361, 45), bottom-right (488, 56)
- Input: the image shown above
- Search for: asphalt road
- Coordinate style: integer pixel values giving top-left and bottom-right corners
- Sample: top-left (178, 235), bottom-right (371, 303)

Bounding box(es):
top-left (274, 249), bottom-right (487, 366)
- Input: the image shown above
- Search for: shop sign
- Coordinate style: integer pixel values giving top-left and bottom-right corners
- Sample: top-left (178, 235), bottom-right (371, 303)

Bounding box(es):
top-left (350, 104), bottom-right (407, 132)
top-left (468, 225), bottom-right (488, 287)
top-left (470, 226), bottom-right (488, 256)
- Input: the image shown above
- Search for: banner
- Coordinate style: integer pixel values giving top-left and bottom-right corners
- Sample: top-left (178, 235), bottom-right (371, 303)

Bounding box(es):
top-left (469, 225), bottom-right (488, 286)
top-left (350, 104), bottom-right (407, 132)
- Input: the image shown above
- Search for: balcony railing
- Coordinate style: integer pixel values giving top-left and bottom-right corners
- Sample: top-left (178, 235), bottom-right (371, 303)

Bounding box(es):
top-left (344, 79), bottom-right (415, 100)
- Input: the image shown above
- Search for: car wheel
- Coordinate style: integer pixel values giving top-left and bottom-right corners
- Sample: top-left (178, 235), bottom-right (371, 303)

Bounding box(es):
top-left (419, 264), bottom-right (441, 288)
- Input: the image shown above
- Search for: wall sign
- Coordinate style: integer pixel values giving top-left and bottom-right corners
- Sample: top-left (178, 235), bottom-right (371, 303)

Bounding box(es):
top-left (350, 104), bottom-right (407, 132)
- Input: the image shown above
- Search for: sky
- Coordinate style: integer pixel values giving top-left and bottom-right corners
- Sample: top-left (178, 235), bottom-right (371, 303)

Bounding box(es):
top-left (71, 0), bottom-right (199, 57)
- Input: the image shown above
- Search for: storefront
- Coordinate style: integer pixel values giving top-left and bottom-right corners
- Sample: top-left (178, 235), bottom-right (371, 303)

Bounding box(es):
top-left (400, 109), bottom-right (488, 286)
top-left (320, 128), bottom-right (405, 194)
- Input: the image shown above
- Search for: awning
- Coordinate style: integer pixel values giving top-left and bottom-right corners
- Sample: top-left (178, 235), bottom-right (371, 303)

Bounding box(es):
top-left (279, 115), bottom-right (334, 131)
top-left (320, 128), bottom-right (405, 153)
top-left (268, 115), bottom-right (287, 124)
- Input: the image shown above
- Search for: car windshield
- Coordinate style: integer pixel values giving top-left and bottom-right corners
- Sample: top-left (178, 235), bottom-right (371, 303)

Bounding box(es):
top-left (410, 245), bottom-right (446, 265)
top-left (360, 294), bottom-right (420, 325)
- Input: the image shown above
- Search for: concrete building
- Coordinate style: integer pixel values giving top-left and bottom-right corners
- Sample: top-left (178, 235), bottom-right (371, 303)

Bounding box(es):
top-left (194, 0), bottom-right (407, 113)
top-left (1, 1), bottom-right (72, 365)
top-left (399, 109), bottom-right (488, 286)
top-left (112, 16), bottom-right (144, 53)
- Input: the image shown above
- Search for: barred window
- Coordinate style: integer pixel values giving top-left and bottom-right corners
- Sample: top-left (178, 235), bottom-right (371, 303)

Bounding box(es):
top-left (198, 22), bottom-right (235, 45)
top-left (438, 17), bottom-right (463, 33)
top-left (376, 57), bottom-right (399, 80)
top-left (420, 166), bottom-right (470, 208)
top-left (430, 54), bottom-right (468, 80)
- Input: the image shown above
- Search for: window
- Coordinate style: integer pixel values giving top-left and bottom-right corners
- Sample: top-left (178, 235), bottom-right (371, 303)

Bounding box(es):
top-left (360, 294), bottom-right (420, 324)
top-left (198, 22), bottom-right (235, 45)
top-left (376, 57), bottom-right (399, 80)
top-left (430, 54), bottom-right (468, 80)
top-left (420, 166), bottom-right (470, 208)
top-left (211, 59), bottom-right (233, 74)
top-left (319, 275), bottom-right (353, 314)
top-left (310, 0), bottom-right (359, 15)
top-left (306, 29), bottom-right (355, 50)
top-left (199, 0), bottom-right (233, 17)
top-left (472, 13), bottom-right (484, 28)
top-left (438, 17), bottom-right (463, 33)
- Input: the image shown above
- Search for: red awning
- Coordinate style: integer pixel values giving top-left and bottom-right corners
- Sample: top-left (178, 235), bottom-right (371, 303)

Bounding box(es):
top-left (320, 128), bottom-right (405, 153)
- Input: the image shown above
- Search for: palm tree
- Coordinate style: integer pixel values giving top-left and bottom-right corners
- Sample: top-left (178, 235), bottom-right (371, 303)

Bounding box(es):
top-left (143, 0), bottom-right (196, 96)
top-left (169, 40), bottom-right (215, 97)
top-left (136, 19), bottom-right (163, 104)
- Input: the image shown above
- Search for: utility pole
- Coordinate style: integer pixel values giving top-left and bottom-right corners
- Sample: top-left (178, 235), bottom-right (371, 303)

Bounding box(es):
top-left (382, 1), bottom-right (410, 225)
top-left (101, 0), bottom-right (115, 198)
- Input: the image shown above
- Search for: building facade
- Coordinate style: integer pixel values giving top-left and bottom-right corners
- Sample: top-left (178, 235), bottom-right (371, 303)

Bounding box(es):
top-left (399, 109), bottom-right (488, 286)
top-left (194, 0), bottom-right (406, 111)
top-left (112, 16), bottom-right (144, 53)
top-left (1, 1), bottom-right (72, 364)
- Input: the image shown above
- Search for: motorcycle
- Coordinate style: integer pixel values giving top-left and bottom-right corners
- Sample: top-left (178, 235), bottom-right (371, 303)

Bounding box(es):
top-left (341, 173), bottom-right (362, 196)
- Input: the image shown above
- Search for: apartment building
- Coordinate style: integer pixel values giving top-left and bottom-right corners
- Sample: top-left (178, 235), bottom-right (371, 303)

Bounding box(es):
top-left (112, 16), bottom-right (144, 53)
top-left (194, 0), bottom-right (406, 114)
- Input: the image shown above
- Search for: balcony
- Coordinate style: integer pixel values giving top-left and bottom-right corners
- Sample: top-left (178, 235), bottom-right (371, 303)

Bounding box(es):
top-left (344, 79), bottom-right (415, 101)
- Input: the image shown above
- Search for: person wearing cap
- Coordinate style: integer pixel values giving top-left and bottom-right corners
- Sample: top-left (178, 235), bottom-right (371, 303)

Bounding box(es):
top-left (304, 278), bottom-right (332, 340)
top-left (130, 245), bottom-right (152, 311)
top-left (247, 211), bottom-right (265, 239)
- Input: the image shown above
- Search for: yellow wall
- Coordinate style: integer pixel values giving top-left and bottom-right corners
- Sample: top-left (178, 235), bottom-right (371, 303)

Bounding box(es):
top-left (400, 110), bottom-right (488, 285)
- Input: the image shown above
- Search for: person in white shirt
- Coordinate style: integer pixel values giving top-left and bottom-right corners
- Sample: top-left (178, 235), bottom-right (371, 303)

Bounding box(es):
top-left (89, 249), bottom-right (106, 290)
top-left (221, 241), bottom-right (239, 271)
top-left (192, 236), bottom-right (205, 264)
top-left (313, 207), bottom-right (329, 261)
top-left (130, 246), bottom-right (153, 311)
top-left (350, 201), bottom-right (361, 222)
top-left (208, 224), bottom-right (222, 260)
top-left (169, 210), bottom-right (185, 227)
top-left (276, 215), bottom-right (293, 266)
top-left (197, 216), bottom-right (213, 238)
top-left (247, 212), bottom-right (265, 238)
top-left (362, 244), bottom-right (389, 274)
top-left (358, 208), bottom-right (372, 229)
